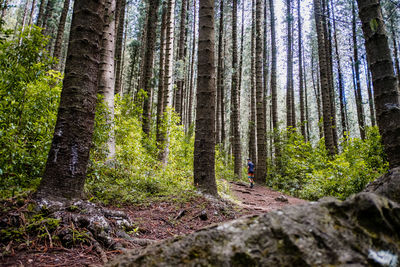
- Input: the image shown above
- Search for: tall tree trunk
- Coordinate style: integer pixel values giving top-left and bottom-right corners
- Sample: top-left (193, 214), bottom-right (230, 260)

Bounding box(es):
top-left (331, 0), bottom-right (347, 137)
top-left (156, 1), bottom-right (167, 149)
top-left (37, 0), bottom-right (105, 199)
top-left (114, 0), bottom-right (126, 95)
top-left (298, 0), bottom-right (305, 139)
top-left (53, 0), bottom-right (70, 70)
top-left (187, 0), bottom-right (196, 129)
top-left (159, 0), bottom-right (175, 163)
top-left (194, 0), bottom-right (218, 195)
top-left (286, 0), bottom-right (294, 129)
top-left (175, 0), bottom-right (187, 120)
top-left (269, 0), bottom-right (279, 159)
top-left (216, 0), bottom-right (224, 144)
top-left (36, 0), bottom-right (46, 26)
top-left (313, 0), bottom-right (335, 156)
top-left (237, 0), bottom-right (244, 118)
top-left (352, 0), bottom-right (366, 140)
top-left (323, 0), bottom-right (337, 149)
top-left (98, 0), bottom-right (116, 160)
top-left (255, 0), bottom-right (266, 183)
top-left (356, 0), bottom-right (400, 168)
top-left (249, 0), bottom-right (256, 163)
top-left (20, 0), bottom-right (29, 34)
top-left (231, 0), bottom-right (242, 179)
top-left (28, 0), bottom-right (36, 26)
top-left (42, 0), bottom-right (55, 35)
top-left (139, 0), bottom-right (160, 136)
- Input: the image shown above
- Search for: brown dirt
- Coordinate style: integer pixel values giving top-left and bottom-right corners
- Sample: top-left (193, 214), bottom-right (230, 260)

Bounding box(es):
top-left (0, 183), bottom-right (306, 267)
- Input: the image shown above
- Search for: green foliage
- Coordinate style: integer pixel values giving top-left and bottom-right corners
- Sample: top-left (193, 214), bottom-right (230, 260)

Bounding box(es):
top-left (86, 98), bottom-right (196, 204)
top-left (268, 127), bottom-right (388, 200)
top-left (0, 27), bottom-right (61, 197)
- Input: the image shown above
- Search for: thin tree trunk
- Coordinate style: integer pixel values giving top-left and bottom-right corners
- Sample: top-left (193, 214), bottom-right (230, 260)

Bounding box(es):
top-left (390, 19), bottom-right (400, 89)
top-left (187, 0), bottom-right (196, 129)
top-left (356, 0), bottom-right (400, 168)
top-left (269, 0), bottom-right (279, 159)
top-left (313, 0), bottom-right (335, 155)
top-left (36, 0), bottom-right (46, 26)
top-left (98, 0), bottom-right (116, 160)
top-left (312, 51), bottom-right (323, 139)
top-left (298, 0), bottom-right (305, 139)
top-left (363, 56), bottom-right (376, 126)
top-left (42, 0), bottom-right (55, 35)
top-left (159, 0), bottom-right (175, 163)
top-left (249, 0), bottom-right (256, 163)
top-left (37, 0), bottom-right (106, 199)
top-left (114, 0), bottom-right (126, 95)
top-left (175, 0), bottom-right (187, 120)
top-left (303, 49), bottom-right (310, 141)
top-left (156, 1), bottom-right (167, 148)
top-left (28, 0), bottom-right (36, 26)
top-left (194, 0), bottom-right (218, 195)
top-left (352, 0), bottom-right (366, 140)
top-left (331, 0), bottom-right (347, 137)
top-left (216, 0), bottom-right (224, 144)
top-left (231, 0), bottom-right (242, 179)
top-left (255, 0), bottom-right (266, 183)
top-left (286, 0), bottom-right (294, 129)
top-left (237, 0), bottom-right (244, 117)
top-left (53, 0), bottom-right (70, 70)
top-left (139, 0), bottom-right (160, 136)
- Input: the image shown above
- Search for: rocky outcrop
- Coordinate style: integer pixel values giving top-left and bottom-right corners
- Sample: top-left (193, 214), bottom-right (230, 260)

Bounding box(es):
top-left (365, 167), bottom-right (400, 203)
top-left (108, 193), bottom-right (400, 266)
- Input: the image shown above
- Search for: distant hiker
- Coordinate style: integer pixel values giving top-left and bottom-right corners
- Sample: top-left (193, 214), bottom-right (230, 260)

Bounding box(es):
top-left (247, 158), bottom-right (254, 188)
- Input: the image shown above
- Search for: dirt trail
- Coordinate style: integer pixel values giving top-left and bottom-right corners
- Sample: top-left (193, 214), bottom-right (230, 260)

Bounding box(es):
top-left (229, 181), bottom-right (307, 214)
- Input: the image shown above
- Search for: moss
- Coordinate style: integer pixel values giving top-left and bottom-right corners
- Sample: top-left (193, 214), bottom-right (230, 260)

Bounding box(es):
top-left (231, 252), bottom-right (257, 267)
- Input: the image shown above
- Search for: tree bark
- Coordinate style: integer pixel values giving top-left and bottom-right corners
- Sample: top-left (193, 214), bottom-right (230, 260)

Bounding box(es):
top-left (331, 0), bottom-right (347, 138)
top-left (156, 1), bottom-right (167, 148)
top-left (139, 0), bottom-right (160, 136)
top-left (114, 0), bottom-right (126, 95)
top-left (352, 0), bottom-right (366, 140)
top-left (286, 0), bottom-right (294, 129)
top-left (158, 0), bottom-right (175, 163)
top-left (42, 0), bottom-right (56, 35)
top-left (37, 0), bottom-right (105, 199)
top-left (36, 0), bottom-right (46, 26)
top-left (187, 0), bottom-right (196, 129)
top-left (216, 0), bottom-right (224, 144)
top-left (364, 57), bottom-right (376, 126)
top-left (298, 0), bottom-right (305, 139)
top-left (231, 0), bottom-right (242, 179)
top-left (175, 0), bottom-right (187, 120)
top-left (98, 0), bottom-right (116, 160)
top-left (255, 0), bottom-right (266, 183)
top-left (53, 0), bottom-right (70, 70)
top-left (249, 0), bottom-right (256, 164)
top-left (313, 0), bottom-right (335, 156)
top-left (269, 0), bottom-right (279, 159)
top-left (194, 0), bottom-right (218, 195)
top-left (356, 0), bottom-right (400, 168)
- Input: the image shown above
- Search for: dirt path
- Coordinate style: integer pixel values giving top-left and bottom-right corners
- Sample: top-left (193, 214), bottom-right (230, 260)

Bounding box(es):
top-left (229, 181), bottom-right (307, 214)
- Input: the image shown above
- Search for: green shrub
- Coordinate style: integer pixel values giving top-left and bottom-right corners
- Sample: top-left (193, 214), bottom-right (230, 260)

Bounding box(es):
top-left (267, 127), bottom-right (388, 200)
top-left (0, 27), bottom-right (61, 197)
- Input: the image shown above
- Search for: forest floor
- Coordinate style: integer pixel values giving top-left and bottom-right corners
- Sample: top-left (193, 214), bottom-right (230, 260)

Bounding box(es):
top-left (1, 182), bottom-right (306, 267)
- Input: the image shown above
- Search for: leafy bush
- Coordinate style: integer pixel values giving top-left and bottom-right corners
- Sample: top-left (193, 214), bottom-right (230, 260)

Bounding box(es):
top-left (0, 27), bottom-right (61, 197)
top-left (267, 127), bottom-right (388, 200)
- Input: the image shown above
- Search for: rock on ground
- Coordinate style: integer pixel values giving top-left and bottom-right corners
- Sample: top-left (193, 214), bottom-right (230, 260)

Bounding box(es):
top-left (364, 167), bottom-right (400, 203)
top-left (107, 192), bottom-right (400, 266)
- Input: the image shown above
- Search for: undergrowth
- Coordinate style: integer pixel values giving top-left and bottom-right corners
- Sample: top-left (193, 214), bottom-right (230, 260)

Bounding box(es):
top-left (267, 127), bottom-right (388, 200)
